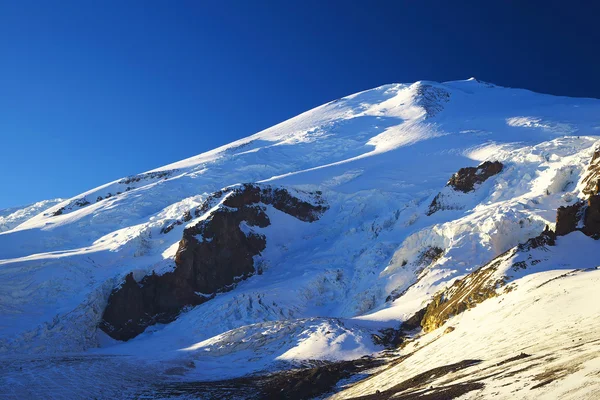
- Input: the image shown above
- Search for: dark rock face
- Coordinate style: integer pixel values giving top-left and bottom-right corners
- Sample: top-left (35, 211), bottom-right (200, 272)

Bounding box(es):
top-left (556, 201), bottom-right (585, 236)
top-left (581, 148), bottom-right (600, 197)
top-left (427, 161), bottom-right (503, 215)
top-left (582, 195), bottom-right (600, 238)
top-left (416, 246), bottom-right (444, 266)
top-left (118, 169), bottom-right (176, 185)
top-left (100, 184), bottom-right (327, 341)
top-left (426, 193), bottom-right (444, 216)
top-left (372, 307), bottom-right (427, 348)
top-left (555, 196), bottom-right (600, 239)
top-left (555, 148), bottom-right (600, 238)
top-left (447, 161), bottom-right (503, 193)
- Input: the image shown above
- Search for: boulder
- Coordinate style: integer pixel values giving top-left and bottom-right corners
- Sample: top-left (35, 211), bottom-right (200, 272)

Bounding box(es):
top-left (556, 201), bottom-right (585, 236)
top-left (447, 161), bottom-right (503, 193)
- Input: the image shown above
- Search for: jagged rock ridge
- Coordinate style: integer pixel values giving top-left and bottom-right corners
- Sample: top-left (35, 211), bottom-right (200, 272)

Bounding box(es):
top-left (100, 184), bottom-right (327, 341)
top-left (419, 226), bottom-right (556, 333)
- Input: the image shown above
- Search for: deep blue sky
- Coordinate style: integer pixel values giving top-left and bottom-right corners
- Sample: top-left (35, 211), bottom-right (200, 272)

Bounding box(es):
top-left (1, 1), bottom-right (599, 208)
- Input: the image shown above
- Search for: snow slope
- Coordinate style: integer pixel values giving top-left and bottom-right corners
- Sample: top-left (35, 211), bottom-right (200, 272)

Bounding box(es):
top-left (0, 199), bottom-right (63, 233)
top-left (332, 255), bottom-right (600, 399)
top-left (2, 78), bottom-right (600, 398)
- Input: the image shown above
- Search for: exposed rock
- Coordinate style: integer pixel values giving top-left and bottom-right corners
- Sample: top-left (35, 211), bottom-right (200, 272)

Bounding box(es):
top-left (194, 190), bottom-right (225, 217)
top-left (372, 307), bottom-right (428, 348)
top-left (555, 148), bottom-right (600, 238)
top-left (372, 328), bottom-right (404, 348)
top-left (402, 307), bottom-right (427, 332)
top-left (581, 148), bottom-right (600, 197)
top-left (426, 193), bottom-right (445, 216)
top-left (419, 223), bottom-right (560, 333)
top-left (118, 169), bottom-right (176, 185)
top-left (447, 161), bottom-right (503, 193)
top-left (582, 195), bottom-right (600, 238)
top-left (51, 197), bottom-right (90, 216)
top-left (160, 222), bottom-right (177, 234)
top-left (555, 202), bottom-right (585, 236)
top-left (101, 184), bottom-right (327, 341)
top-left (414, 84), bottom-right (450, 118)
top-left (420, 261), bottom-right (503, 333)
top-left (349, 359), bottom-right (483, 400)
top-left (555, 195), bottom-right (600, 239)
top-left (443, 326), bottom-right (455, 334)
top-left (517, 225), bottom-right (556, 251)
top-left (416, 246), bottom-right (444, 267)
top-left (427, 161), bottom-right (503, 215)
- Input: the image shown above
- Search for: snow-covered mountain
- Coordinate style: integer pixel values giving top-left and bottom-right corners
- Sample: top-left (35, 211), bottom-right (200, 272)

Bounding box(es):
top-left (2, 78), bottom-right (600, 399)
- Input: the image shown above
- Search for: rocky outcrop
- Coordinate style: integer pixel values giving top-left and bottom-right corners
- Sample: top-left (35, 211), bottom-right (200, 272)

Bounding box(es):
top-left (447, 161), bottom-right (503, 193)
top-left (52, 170), bottom-right (179, 217)
top-left (581, 148), bottom-right (600, 197)
top-left (426, 193), bottom-right (445, 216)
top-left (555, 148), bottom-right (600, 238)
top-left (560, 195), bottom-right (600, 239)
top-left (372, 307), bottom-right (427, 348)
top-left (420, 259), bottom-right (504, 333)
top-left (583, 195), bottom-right (600, 238)
top-left (118, 169), bottom-right (176, 185)
top-left (414, 84), bottom-right (450, 118)
top-left (100, 184), bottom-right (327, 341)
top-left (415, 246), bottom-right (444, 267)
top-left (427, 161), bottom-right (503, 215)
top-left (555, 201), bottom-right (585, 236)
top-left (51, 197), bottom-right (90, 216)
top-left (420, 226), bottom-right (557, 333)
top-left (517, 226), bottom-right (556, 251)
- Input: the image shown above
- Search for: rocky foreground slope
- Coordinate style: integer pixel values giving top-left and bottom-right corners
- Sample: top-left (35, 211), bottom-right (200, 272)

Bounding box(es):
top-left (2, 78), bottom-right (600, 399)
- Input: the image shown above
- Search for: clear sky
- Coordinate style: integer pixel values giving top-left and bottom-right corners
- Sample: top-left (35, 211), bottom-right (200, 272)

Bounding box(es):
top-left (1, 0), bottom-right (599, 209)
